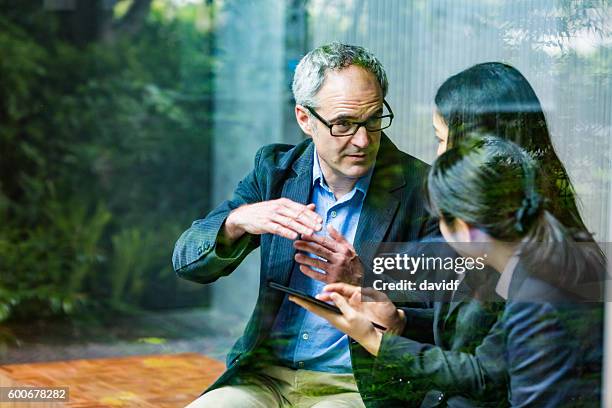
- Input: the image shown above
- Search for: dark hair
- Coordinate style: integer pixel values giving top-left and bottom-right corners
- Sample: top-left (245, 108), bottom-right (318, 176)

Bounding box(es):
top-left (428, 136), bottom-right (602, 291)
top-left (434, 62), bottom-right (588, 235)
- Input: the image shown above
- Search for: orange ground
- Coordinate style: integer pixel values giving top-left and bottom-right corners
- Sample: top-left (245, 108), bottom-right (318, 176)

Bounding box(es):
top-left (0, 353), bottom-right (224, 407)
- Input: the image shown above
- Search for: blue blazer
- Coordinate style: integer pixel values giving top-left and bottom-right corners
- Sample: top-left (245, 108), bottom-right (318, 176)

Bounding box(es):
top-left (172, 134), bottom-right (435, 398)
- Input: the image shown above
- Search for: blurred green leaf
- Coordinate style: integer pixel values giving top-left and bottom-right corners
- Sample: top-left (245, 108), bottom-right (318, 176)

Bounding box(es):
top-left (137, 337), bottom-right (167, 345)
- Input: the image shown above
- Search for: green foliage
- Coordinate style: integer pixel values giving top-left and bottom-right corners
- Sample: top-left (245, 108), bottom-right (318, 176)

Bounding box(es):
top-left (0, 2), bottom-right (214, 323)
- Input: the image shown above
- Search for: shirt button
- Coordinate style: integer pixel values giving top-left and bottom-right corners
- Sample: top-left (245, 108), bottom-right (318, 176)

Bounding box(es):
top-left (302, 333), bottom-right (309, 340)
top-left (330, 210), bottom-right (337, 218)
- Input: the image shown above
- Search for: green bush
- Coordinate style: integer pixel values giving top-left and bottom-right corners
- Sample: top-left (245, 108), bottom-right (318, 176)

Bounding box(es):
top-left (0, 2), bottom-right (215, 322)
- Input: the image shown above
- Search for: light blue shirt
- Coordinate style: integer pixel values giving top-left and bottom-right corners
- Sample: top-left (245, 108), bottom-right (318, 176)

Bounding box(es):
top-left (267, 149), bottom-right (373, 373)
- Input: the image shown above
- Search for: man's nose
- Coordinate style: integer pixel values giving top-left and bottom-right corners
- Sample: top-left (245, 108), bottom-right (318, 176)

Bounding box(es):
top-left (350, 126), bottom-right (370, 148)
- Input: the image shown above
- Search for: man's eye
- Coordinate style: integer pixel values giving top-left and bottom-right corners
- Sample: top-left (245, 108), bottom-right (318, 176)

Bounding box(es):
top-left (333, 121), bottom-right (353, 131)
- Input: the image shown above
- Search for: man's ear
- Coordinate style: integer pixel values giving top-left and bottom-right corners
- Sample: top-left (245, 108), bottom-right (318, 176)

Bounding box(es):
top-left (295, 105), bottom-right (313, 137)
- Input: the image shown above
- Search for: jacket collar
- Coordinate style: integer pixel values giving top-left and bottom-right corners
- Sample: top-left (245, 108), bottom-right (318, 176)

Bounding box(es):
top-left (353, 133), bottom-right (406, 268)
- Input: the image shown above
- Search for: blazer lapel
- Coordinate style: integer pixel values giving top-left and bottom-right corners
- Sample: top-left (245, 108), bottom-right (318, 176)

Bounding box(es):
top-left (445, 279), bottom-right (472, 322)
top-left (507, 261), bottom-right (529, 299)
top-left (444, 266), bottom-right (503, 323)
top-left (267, 142), bottom-right (314, 286)
top-left (353, 135), bottom-right (405, 267)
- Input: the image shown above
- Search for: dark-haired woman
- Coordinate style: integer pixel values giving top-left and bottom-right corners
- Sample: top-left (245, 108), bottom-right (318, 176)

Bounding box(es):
top-left (290, 137), bottom-right (603, 407)
top-left (432, 62), bottom-right (589, 235)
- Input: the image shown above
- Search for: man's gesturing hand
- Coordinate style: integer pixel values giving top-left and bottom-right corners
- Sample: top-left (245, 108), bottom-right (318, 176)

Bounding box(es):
top-left (293, 225), bottom-right (364, 285)
top-left (223, 199), bottom-right (322, 242)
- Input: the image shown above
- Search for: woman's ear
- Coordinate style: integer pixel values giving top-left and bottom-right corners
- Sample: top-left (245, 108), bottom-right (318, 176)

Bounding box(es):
top-left (441, 218), bottom-right (490, 259)
top-left (454, 218), bottom-right (493, 243)
top-left (440, 217), bottom-right (471, 243)
top-left (440, 217), bottom-right (486, 243)
top-left (451, 218), bottom-right (473, 242)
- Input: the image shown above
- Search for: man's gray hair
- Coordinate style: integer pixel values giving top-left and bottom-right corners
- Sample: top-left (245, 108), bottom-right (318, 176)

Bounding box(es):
top-left (292, 42), bottom-right (388, 107)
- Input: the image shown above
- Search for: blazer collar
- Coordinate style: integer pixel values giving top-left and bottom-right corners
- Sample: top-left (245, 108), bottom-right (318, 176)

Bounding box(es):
top-left (290, 139), bottom-right (315, 175)
top-left (507, 260), bottom-right (533, 299)
top-left (353, 133), bottom-right (406, 267)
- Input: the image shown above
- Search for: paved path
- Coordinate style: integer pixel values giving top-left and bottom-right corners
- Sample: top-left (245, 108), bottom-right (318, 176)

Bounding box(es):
top-left (0, 353), bottom-right (224, 407)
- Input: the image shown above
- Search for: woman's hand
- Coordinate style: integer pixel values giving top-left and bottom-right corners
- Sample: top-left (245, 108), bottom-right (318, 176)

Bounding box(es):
top-left (288, 292), bottom-right (383, 356)
top-left (317, 283), bottom-right (407, 335)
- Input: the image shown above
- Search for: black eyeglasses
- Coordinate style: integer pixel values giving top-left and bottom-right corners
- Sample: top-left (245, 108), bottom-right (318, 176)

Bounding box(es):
top-left (304, 100), bottom-right (394, 137)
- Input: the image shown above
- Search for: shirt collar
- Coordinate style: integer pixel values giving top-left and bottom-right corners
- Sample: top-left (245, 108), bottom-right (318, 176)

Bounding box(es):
top-left (495, 253), bottom-right (520, 300)
top-left (312, 148), bottom-right (374, 197)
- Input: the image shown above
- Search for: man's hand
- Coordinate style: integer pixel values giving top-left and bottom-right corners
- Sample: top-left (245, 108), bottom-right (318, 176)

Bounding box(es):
top-left (317, 283), bottom-right (406, 335)
top-left (223, 199), bottom-right (322, 242)
top-left (293, 225), bottom-right (364, 285)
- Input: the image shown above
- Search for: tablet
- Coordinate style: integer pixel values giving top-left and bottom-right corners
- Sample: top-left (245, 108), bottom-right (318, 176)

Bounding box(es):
top-left (268, 281), bottom-right (387, 331)
top-left (268, 281), bottom-right (341, 314)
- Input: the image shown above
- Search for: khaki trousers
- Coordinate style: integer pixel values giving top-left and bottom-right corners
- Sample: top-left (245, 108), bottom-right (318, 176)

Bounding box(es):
top-left (185, 365), bottom-right (365, 408)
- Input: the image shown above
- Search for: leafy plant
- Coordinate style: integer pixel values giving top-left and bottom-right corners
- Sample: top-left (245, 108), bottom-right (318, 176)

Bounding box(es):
top-left (0, 1), bottom-right (214, 324)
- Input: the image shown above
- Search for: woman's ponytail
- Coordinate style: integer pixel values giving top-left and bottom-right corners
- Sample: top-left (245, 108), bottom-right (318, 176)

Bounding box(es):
top-left (522, 209), bottom-right (603, 294)
top-left (429, 135), bottom-right (604, 297)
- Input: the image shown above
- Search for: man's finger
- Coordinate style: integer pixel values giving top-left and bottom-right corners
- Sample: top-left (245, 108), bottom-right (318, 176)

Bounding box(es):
top-left (299, 264), bottom-right (329, 283)
top-left (280, 200), bottom-right (322, 225)
top-left (300, 232), bottom-right (340, 252)
top-left (295, 253), bottom-right (331, 271)
top-left (272, 213), bottom-right (314, 236)
top-left (269, 222), bottom-right (299, 240)
top-left (293, 240), bottom-right (335, 260)
top-left (297, 203), bottom-right (323, 229)
top-left (276, 205), bottom-right (321, 232)
top-left (327, 225), bottom-right (350, 245)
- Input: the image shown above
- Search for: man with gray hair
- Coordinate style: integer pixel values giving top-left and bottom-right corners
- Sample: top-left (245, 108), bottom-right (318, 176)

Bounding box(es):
top-left (173, 42), bottom-right (433, 407)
